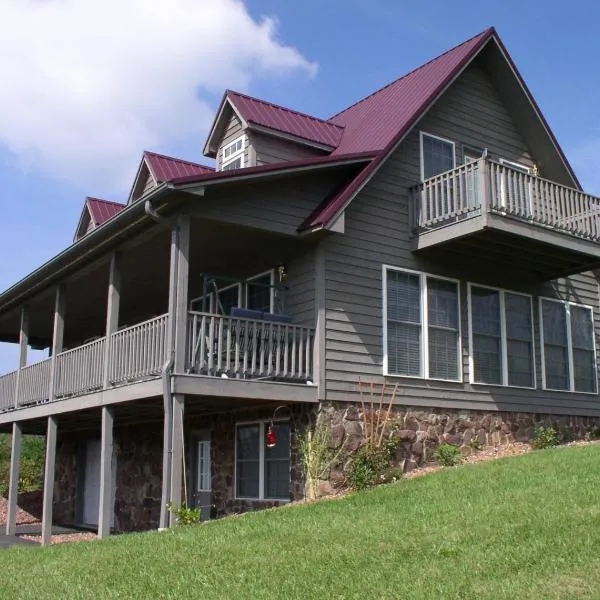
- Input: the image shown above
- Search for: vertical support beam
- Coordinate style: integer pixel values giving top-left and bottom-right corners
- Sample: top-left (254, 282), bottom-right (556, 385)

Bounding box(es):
top-left (478, 156), bottom-right (491, 227)
top-left (103, 253), bottom-right (121, 389)
top-left (98, 406), bottom-right (114, 538)
top-left (48, 286), bottom-right (65, 403)
top-left (41, 416), bottom-right (57, 546)
top-left (169, 394), bottom-right (185, 527)
top-left (174, 214), bottom-right (190, 374)
top-left (13, 306), bottom-right (29, 409)
top-left (5, 422), bottom-right (22, 535)
top-left (314, 244), bottom-right (326, 400)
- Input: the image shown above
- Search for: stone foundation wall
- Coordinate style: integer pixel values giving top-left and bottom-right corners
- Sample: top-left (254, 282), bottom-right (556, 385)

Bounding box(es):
top-left (315, 403), bottom-right (600, 493)
top-left (53, 435), bottom-right (78, 525)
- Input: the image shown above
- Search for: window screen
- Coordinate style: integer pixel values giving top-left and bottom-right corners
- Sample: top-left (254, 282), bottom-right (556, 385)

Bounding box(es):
top-left (570, 305), bottom-right (596, 393)
top-left (471, 287), bottom-right (502, 384)
top-left (505, 293), bottom-right (534, 388)
top-left (541, 300), bottom-right (570, 391)
top-left (422, 134), bottom-right (454, 180)
top-left (427, 278), bottom-right (459, 380)
top-left (236, 425), bottom-right (260, 498)
top-left (264, 423), bottom-right (290, 499)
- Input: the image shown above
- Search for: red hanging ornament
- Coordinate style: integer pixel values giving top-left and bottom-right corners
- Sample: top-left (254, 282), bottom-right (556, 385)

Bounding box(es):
top-left (266, 424), bottom-right (276, 448)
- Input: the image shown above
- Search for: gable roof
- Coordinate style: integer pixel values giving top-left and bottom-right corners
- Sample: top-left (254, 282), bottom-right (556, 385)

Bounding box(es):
top-left (87, 197), bottom-right (126, 226)
top-left (144, 151), bottom-right (214, 182)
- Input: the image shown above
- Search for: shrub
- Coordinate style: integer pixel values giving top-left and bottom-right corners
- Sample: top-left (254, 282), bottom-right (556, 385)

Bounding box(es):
top-left (531, 426), bottom-right (559, 450)
top-left (435, 443), bottom-right (462, 467)
top-left (0, 434), bottom-right (45, 497)
top-left (167, 503), bottom-right (201, 525)
top-left (468, 437), bottom-right (482, 451)
top-left (348, 444), bottom-right (395, 491)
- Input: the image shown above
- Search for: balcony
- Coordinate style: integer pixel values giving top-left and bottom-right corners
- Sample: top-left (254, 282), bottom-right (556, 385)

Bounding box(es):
top-left (0, 312), bottom-right (315, 413)
top-left (411, 158), bottom-right (600, 279)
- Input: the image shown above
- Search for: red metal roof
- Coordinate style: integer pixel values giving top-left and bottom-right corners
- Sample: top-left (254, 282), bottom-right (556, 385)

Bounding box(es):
top-left (86, 197), bottom-right (126, 226)
top-left (144, 151), bottom-right (214, 182)
top-left (226, 91), bottom-right (344, 148)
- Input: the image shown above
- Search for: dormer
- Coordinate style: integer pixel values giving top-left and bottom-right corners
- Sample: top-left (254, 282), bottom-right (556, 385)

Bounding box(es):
top-left (128, 151), bottom-right (214, 204)
top-left (74, 197), bottom-right (125, 242)
top-left (203, 91), bottom-right (344, 170)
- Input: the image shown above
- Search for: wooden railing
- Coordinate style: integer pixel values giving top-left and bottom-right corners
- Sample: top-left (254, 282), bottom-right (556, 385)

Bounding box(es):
top-left (413, 157), bottom-right (600, 241)
top-left (108, 314), bottom-right (169, 385)
top-left (188, 312), bottom-right (314, 381)
top-left (18, 358), bottom-right (52, 407)
top-left (56, 337), bottom-right (106, 398)
top-left (0, 372), bottom-right (17, 411)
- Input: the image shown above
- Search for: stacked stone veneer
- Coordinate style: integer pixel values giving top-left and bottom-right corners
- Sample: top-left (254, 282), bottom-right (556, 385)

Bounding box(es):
top-left (52, 401), bottom-right (600, 530)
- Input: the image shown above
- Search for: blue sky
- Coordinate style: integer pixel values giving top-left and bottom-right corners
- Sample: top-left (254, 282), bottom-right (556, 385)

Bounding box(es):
top-left (0, 0), bottom-right (599, 370)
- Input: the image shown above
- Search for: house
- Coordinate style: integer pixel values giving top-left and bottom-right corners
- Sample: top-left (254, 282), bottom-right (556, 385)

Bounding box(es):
top-left (2, 27), bottom-right (600, 543)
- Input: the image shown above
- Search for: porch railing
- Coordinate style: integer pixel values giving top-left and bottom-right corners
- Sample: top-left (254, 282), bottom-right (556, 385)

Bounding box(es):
top-left (0, 371), bottom-right (17, 411)
top-left (413, 157), bottom-right (600, 241)
top-left (188, 312), bottom-right (314, 381)
top-left (19, 358), bottom-right (52, 407)
top-left (108, 314), bottom-right (169, 385)
top-left (55, 337), bottom-right (106, 398)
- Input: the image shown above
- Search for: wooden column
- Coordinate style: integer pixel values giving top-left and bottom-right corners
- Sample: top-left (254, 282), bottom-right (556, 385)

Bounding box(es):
top-left (5, 422), bottom-right (22, 535)
top-left (169, 394), bottom-right (185, 527)
top-left (48, 286), bottom-right (65, 403)
top-left (314, 246), bottom-right (326, 400)
top-left (41, 416), bottom-right (57, 546)
top-left (98, 406), bottom-right (114, 538)
top-left (173, 214), bottom-right (190, 374)
top-left (103, 253), bottom-right (121, 389)
top-left (13, 306), bottom-right (29, 408)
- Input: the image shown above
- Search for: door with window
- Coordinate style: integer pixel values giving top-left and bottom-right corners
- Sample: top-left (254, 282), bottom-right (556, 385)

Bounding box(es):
top-left (194, 430), bottom-right (212, 521)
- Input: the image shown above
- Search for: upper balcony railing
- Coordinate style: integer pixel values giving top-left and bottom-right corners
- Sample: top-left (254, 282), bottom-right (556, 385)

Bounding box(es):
top-left (412, 157), bottom-right (600, 242)
top-left (0, 311), bottom-right (315, 413)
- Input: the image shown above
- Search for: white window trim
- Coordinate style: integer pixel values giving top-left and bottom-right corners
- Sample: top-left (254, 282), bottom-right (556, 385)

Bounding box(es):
top-left (382, 265), bottom-right (462, 382)
top-left (196, 439), bottom-right (211, 492)
top-left (539, 297), bottom-right (598, 394)
top-left (419, 131), bottom-right (456, 182)
top-left (234, 419), bottom-right (290, 502)
top-left (221, 135), bottom-right (245, 171)
top-left (498, 157), bottom-right (531, 173)
top-left (467, 283), bottom-right (536, 390)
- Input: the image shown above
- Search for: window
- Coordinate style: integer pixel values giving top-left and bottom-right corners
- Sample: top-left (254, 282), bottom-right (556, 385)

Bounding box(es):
top-left (383, 267), bottom-right (460, 381)
top-left (235, 422), bottom-right (290, 500)
top-left (196, 440), bottom-right (211, 492)
top-left (420, 132), bottom-right (455, 180)
top-left (221, 136), bottom-right (245, 171)
top-left (540, 299), bottom-right (597, 393)
top-left (469, 285), bottom-right (534, 388)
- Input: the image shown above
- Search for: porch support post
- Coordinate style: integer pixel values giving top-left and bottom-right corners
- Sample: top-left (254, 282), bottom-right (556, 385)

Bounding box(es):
top-left (41, 415), bottom-right (57, 546)
top-left (169, 394), bottom-right (185, 527)
top-left (5, 422), bottom-right (22, 535)
top-left (98, 406), bottom-right (114, 538)
top-left (48, 286), bottom-right (65, 403)
top-left (173, 214), bottom-right (190, 374)
top-left (314, 245), bottom-right (326, 400)
top-left (13, 306), bottom-right (29, 408)
top-left (103, 253), bottom-right (121, 389)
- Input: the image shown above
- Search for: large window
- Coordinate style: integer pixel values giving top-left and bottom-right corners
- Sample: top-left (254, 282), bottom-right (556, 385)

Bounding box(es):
top-left (235, 422), bottom-right (290, 500)
top-left (221, 135), bottom-right (245, 171)
top-left (420, 132), bottom-right (455, 180)
top-left (383, 267), bottom-right (460, 381)
top-left (540, 299), bottom-right (597, 393)
top-left (469, 285), bottom-right (534, 388)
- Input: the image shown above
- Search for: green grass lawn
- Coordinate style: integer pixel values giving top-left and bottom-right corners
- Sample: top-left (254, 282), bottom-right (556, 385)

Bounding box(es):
top-left (2, 444), bottom-right (600, 600)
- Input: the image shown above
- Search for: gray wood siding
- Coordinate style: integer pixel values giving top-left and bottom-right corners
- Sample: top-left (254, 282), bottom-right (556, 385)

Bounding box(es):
top-left (142, 172), bottom-right (156, 196)
top-left (321, 61), bottom-right (600, 416)
top-left (217, 113), bottom-right (250, 170)
top-left (285, 247), bottom-right (316, 328)
top-left (250, 132), bottom-right (325, 166)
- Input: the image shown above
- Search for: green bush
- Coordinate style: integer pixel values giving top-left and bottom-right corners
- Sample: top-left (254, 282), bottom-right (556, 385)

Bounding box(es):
top-left (0, 434), bottom-right (45, 496)
top-left (531, 426), bottom-right (560, 450)
top-left (435, 443), bottom-right (462, 467)
top-left (348, 444), bottom-right (395, 491)
top-left (168, 503), bottom-right (202, 525)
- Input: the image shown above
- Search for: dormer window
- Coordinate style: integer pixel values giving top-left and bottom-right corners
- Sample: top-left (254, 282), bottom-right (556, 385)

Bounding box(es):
top-left (221, 136), bottom-right (245, 171)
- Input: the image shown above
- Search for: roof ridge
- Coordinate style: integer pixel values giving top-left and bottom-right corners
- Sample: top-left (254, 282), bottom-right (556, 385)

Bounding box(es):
top-left (143, 150), bottom-right (214, 170)
top-left (86, 197), bottom-right (126, 207)
top-left (329, 27), bottom-right (494, 121)
top-left (226, 90), bottom-right (344, 131)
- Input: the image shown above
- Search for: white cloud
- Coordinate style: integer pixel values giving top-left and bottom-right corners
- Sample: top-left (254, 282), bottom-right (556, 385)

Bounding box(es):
top-left (0, 0), bottom-right (317, 192)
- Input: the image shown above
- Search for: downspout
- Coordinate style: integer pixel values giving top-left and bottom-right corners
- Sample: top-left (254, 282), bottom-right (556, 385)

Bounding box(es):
top-left (146, 199), bottom-right (178, 530)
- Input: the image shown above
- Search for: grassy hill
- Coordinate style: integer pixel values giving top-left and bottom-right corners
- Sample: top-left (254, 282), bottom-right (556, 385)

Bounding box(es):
top-left (1, 444), bottom-right (600, 599)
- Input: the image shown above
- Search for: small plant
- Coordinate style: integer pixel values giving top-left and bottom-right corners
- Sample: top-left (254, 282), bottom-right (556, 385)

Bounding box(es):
top-left (531, 426), bottom-right (559, 450)
top-left (167, 503), bottom-right (201, 525)
top-left (348, 444), bottom-right (395, 490)
top-left (468, 437), bottom-right (482, 451)
top-left (435, 443), bottom-right (462, 467)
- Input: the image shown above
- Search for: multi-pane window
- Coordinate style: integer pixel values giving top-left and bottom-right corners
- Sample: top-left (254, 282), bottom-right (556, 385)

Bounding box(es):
top-left (540, 299), bottom-right (597, 393)
top-left (384, 267), bottom-right (460, 381)
top-left (235, 422), bottom-right (291, 500)
top-left (196, 440), bottom-right (211, 492)
top-left (221, 136), bottom-right (245, 171)
top-left (469, 286), bottom-right (534, 388)
top-left (420, 132), bottom-right (455, 180)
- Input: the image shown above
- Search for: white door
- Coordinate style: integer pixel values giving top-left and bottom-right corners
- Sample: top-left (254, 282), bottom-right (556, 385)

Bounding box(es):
top-left (83, 440), bottom-right (116, 527)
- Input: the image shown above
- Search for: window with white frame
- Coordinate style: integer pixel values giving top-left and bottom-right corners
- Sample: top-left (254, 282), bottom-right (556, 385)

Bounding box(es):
top-left (540, 299), bottom-right (597, 393)
top-left (221, 136), bottom-right (245, 171)
top-left (469, 285), bottom-right (534, 388)
top-left (420, 132), bottom-right (455, 180)
top-left (235, 421), bottom-right (290, 500)
top-left (196, 440), bottom-right (211, 492)
top-left (383, 267), bottom-right (460, 381)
